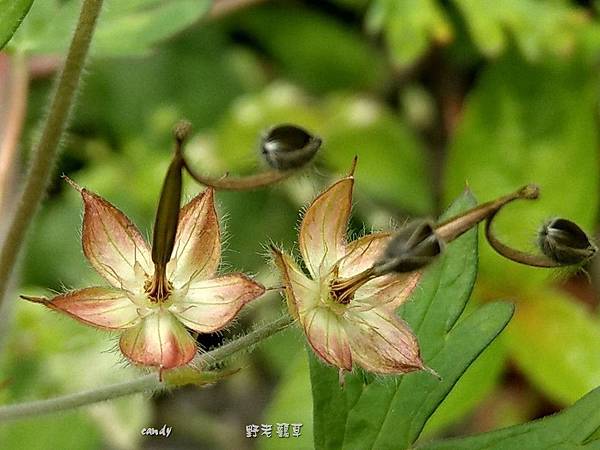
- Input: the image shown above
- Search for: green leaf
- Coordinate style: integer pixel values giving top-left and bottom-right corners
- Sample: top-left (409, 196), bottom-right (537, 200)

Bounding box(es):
top-left (93, 0), bottom-right (211, 57)
top-left (366, 0), bottom-right (451, 67)
top-left (419, 385), bottom-right (600, 449)
top-left (259, 352), bottom-right (314, 450)
top-left (0, 0), bottom-right (34, 50)
top-left (310, 192), bottom-right (515, 450)
top-left (506, 290), bottom-right (600, 405)
top-left (422, 334), bottom-right (508, 436)
top-left (9, 0), bottom-right (211, 56)
top-left (444, 52), bottom-right (599, 288)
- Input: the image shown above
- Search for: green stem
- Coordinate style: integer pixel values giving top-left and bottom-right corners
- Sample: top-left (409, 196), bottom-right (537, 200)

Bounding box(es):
top-left (0, 0), bottom-right (104, 307)
top-left (0, 314), bottom-right (294, 422)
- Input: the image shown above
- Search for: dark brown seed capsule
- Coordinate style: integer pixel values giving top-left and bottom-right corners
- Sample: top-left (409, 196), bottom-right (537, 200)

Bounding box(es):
top-left (537, 218), bottom-right (597, 265)
top-left (261, 124), bottom-right (321, 170)
top-left (375, 220), bottom-right (443, 275)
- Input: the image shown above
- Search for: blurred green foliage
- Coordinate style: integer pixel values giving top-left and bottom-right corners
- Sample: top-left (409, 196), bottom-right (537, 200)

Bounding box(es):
top-left (3, 0), bottom-right (600, 448)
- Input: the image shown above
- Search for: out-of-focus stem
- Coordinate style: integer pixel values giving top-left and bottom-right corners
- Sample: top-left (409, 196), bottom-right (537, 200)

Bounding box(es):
top-left (0, 0), bottom-right (104, 308)
top-left (0, 314), bottom-right (294, 421)
top-left (208, 0), bottom-right (268, 19)
top-left (0, 52), bottom-right (28, 215)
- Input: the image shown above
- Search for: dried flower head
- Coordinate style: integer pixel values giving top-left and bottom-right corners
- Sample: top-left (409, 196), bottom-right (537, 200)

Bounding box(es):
top-left (23, 181), bottom-right (264, 372)
top-left (272, 165), bottom-right (427, 374)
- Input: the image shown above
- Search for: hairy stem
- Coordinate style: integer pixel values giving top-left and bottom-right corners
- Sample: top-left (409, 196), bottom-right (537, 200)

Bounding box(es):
top-left (0, 314), bottom-right (294, 421)
top-left (0, 0), bottom-right (104, 307)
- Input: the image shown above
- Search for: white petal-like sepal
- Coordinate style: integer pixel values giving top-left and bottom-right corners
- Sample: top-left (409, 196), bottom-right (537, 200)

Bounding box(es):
top-left (169, 188), bottom-right (220, 287)
top-left (299, 176), bottom-right (353, 279)
top-left (302, 307), bottom-right (352, 371)
top-left (119, 310), bottom-right (197, 369)
top-left (345, 309), bottom-right (424, 374)
top-left (79, 188), bottom-right (152, 290)
top-left (170, 273), bottom-right (264, 333)
top-left (35, 287), bottom-right (141, 330)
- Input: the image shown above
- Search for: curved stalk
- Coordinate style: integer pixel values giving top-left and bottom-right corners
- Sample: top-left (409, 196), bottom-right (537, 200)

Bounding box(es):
top-left (485, 209), bottom-right (562, 268)
top-left (182, 158), bottom-right (294, 191)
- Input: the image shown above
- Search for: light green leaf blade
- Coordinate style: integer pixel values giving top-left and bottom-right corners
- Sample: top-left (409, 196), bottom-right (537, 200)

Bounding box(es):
top-left (0, 0), bottom-right (34, 50)
top-left (422, 335), bottom-right (508, 436)
top-left (9, 0), bottom-right (211, 56)
top-left (93, 0), bottom-right (211, 57)
top-left (310, 192), bottom-right (514, 450)
top-left (444, 53), bottom-right (599, 288)
top-left (506, 290), bottom-right (600, 406)
top-left (259, 352), bottom-right (314, 450)
top-left (419, 385), bottom-right (600, 449)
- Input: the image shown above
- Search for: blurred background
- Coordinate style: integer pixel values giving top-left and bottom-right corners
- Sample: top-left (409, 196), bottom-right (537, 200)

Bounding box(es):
top-left (1, 0), bottom-right (600, 449)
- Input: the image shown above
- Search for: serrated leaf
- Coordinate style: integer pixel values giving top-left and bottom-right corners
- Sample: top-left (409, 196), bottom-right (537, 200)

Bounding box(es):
top-left (310, 192), bottom-right (514, 450)
top-left (419, 385), bottom-right (600, 449)
top-left (506, 290), bottom-right (600, 405)
top-left (0, 0), bottom-right (34, 50)
top-left (444, 53), bottom-right (599, 288)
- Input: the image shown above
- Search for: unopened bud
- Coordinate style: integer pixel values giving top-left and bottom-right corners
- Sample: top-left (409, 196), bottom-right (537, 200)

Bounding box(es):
top-left (537, 218), bottom-right (597, 265)
top-left (375, 221), bottom-right (443, 275)
top-left (261, 124), bottom-right (321, 170)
